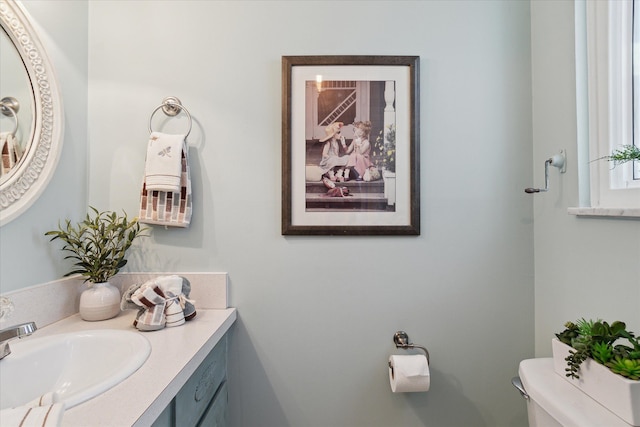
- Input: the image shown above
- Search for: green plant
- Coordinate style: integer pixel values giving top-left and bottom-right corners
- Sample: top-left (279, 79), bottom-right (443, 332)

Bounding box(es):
top-left (555, 321), bottom-right (579, 346)
top-left (591, 341), bottom-right (614, 364)
top-left (598, 144), bottom-right (640, 167)
top-left (607, 357), bottom-right (640, 381)
top-left (576, 317), bottom-right (597, 336)
top-left (556, 319), bottom-right (640, 381)
top-left (373, 124), bottom-right (396, 173)
top-left (45, 207), bottom-right (147, 283)
top-left (564, 339), bottom-right (592, 380)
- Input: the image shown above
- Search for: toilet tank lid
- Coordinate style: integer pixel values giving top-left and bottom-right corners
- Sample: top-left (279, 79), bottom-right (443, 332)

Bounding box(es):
top-left (519, 358), bottom-right (631, 427)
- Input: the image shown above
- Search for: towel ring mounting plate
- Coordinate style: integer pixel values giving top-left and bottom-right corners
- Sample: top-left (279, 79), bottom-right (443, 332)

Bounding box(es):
top-left (148, 96), bottom-right (192, 137)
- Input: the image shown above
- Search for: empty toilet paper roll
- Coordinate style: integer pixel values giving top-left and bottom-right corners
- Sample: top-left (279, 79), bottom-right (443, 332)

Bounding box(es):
top-left (389, 354), bottom-right (430, 392)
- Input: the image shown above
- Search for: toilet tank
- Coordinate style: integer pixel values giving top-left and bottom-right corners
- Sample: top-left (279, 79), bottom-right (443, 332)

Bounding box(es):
top-left (516, 358), bottom-right (631, 427)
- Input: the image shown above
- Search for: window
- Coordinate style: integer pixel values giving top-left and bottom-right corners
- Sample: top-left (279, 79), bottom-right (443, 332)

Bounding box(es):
top-left (576, 0), bottom-right (640, 214)
top-left (634, 0), bottom-right (639, 179)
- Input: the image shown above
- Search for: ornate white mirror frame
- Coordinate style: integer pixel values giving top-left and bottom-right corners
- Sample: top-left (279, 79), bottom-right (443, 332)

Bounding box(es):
top-left (0, 0), bottom-right (64, 225)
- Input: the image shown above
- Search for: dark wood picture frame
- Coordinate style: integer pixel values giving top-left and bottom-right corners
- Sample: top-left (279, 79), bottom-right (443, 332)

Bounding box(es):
top-left (282, 55), bottom-right (420, 235)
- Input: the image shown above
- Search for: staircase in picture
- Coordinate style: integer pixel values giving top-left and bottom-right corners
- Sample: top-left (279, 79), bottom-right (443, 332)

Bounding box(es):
top-left (305, 180), bottom-right (393, 211)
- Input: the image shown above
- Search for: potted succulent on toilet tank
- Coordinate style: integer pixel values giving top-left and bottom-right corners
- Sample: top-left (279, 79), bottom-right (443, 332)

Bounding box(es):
top-left (553, 319), bottom-right (640, 425)
top-left (46, 207), bottom-right (147, 321)
top-left (556, 319), bottom-right (640, 380)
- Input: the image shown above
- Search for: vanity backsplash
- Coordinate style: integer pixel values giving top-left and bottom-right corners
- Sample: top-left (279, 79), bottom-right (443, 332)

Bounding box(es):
top-left (1, 272), bottom-right (229, 328)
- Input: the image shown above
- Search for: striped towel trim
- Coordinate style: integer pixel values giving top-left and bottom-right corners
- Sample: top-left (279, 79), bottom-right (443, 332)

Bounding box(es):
top-left (0, 392), bottom-right (64, 427)
top-left (139, 142), bottom-right (192, 228)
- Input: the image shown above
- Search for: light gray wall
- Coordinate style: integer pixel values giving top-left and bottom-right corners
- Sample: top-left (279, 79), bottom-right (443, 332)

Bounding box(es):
top-left (2, 1), bottom-right (539, 426)
top-left (0, 0), bottom-right (88, 293)
top-left (87, 2), bottom-right (533, 426)
top-left (5, 1), bottom-right (636, 426)
top-left (530, 1), bottom-right (640, 357)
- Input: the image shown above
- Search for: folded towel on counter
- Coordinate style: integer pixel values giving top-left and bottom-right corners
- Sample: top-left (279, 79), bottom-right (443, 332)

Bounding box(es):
top-left (120, 282), bottom-right (143, 311)
top-left (154, 275), bottom-right (197, 322)
top-left (122, 275), bottom-right (196, 332)
top-left (0, 392), bottom-right (65, 427)
top-left (144, 132), bottom-right (185, 192)
top-left (154, 276), bottom-right (186, 328)
top-left (130, 283), bottom-right (167, 331)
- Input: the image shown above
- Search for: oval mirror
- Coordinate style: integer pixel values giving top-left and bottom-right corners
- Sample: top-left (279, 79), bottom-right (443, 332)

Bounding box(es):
top-left (0, 0), bottom-right (64, 225)
top-left (1, 32), bottom-right (33, 182)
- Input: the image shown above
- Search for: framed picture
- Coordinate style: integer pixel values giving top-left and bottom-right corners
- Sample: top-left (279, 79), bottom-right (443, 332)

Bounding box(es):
top-left (282, 55), bottom-right (420, 235)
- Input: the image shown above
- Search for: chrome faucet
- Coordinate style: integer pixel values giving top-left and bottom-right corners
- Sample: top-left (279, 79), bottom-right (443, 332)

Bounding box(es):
top-left (0, 322), bottom-right (37, 359)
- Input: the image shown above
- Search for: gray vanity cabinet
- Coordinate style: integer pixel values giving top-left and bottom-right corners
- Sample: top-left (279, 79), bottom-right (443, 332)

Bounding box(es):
top-left (152, 334), bottom-right (228, 427)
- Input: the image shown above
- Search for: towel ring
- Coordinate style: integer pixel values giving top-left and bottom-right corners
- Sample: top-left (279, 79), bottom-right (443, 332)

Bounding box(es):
top-left (148, 96), bottom-right (192, 137)
top-left (0, 97), bottom-right (20, 136)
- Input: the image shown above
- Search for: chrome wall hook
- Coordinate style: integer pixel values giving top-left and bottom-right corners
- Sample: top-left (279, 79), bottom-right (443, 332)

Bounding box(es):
top-left (393, 331), bottom-right (430, 363)
top-left (525, 149), bottom-right (566, 194)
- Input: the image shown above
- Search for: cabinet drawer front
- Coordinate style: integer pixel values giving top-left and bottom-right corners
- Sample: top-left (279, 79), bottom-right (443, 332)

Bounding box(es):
top-left (197, 381), bottom-right (228, 427)
top-left (175, 336), bottom-right (227, 426)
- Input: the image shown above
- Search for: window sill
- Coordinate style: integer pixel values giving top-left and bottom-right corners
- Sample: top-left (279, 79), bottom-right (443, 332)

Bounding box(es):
top-left (568, 207), bottom-right (640, 219)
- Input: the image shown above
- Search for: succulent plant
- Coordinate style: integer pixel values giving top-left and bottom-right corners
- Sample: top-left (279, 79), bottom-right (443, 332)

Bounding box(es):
top-left (565, 348), bottom-right (590, 379)
top-left (591, 341), bottom-right (614, 364)
top-left (557, 319), bottom-right (640, 381)
top-left (555, 321), bottom-right (579, 346)
top-left (576, 318), bottom-right (597, 337)
top-left (606, 357), bottom-right (640, 381)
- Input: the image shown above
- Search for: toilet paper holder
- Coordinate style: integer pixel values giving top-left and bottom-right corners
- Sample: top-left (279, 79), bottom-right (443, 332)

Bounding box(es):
top-left (392, 331), bottom-right (430, 364)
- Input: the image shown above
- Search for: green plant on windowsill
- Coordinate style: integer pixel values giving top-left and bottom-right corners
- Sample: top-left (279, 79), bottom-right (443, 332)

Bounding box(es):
top-left (556, 318), bottom-right (640, 381)
top-left (45, 207), bottom-right (148, 284)
top-left (597, 145), bottom-right (640, 167)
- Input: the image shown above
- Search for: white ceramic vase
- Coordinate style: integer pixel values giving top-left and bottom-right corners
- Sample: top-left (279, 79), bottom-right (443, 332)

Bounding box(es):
top-left (79, 281), bottom-right (121, 321)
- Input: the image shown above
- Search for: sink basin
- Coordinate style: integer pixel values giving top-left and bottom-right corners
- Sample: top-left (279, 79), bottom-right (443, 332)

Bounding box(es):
top-left (0, 329), bottom-right (150, 410)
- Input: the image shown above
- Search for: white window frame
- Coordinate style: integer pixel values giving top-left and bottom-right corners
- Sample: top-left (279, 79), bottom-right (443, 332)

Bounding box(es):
top-left (582, 0), bottom-right (640, 213)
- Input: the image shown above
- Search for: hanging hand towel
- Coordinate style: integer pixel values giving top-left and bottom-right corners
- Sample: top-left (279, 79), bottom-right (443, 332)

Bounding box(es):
top-left (0, 392), bottom-right (65, 427)
top-left (144, 132), bottom-right (185, 192)
top-left (1, 132), bottom-right (23, 177)
top-left (139, 135), bottom-right (192, 228)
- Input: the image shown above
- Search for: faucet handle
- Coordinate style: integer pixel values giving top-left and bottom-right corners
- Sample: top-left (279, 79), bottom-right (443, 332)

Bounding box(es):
top-left (0, 297), bottom-right (14, 322)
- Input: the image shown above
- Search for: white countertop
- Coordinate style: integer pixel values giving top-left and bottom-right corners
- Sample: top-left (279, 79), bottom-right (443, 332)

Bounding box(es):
top-left (27, 308), bottom-right (236, 426)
